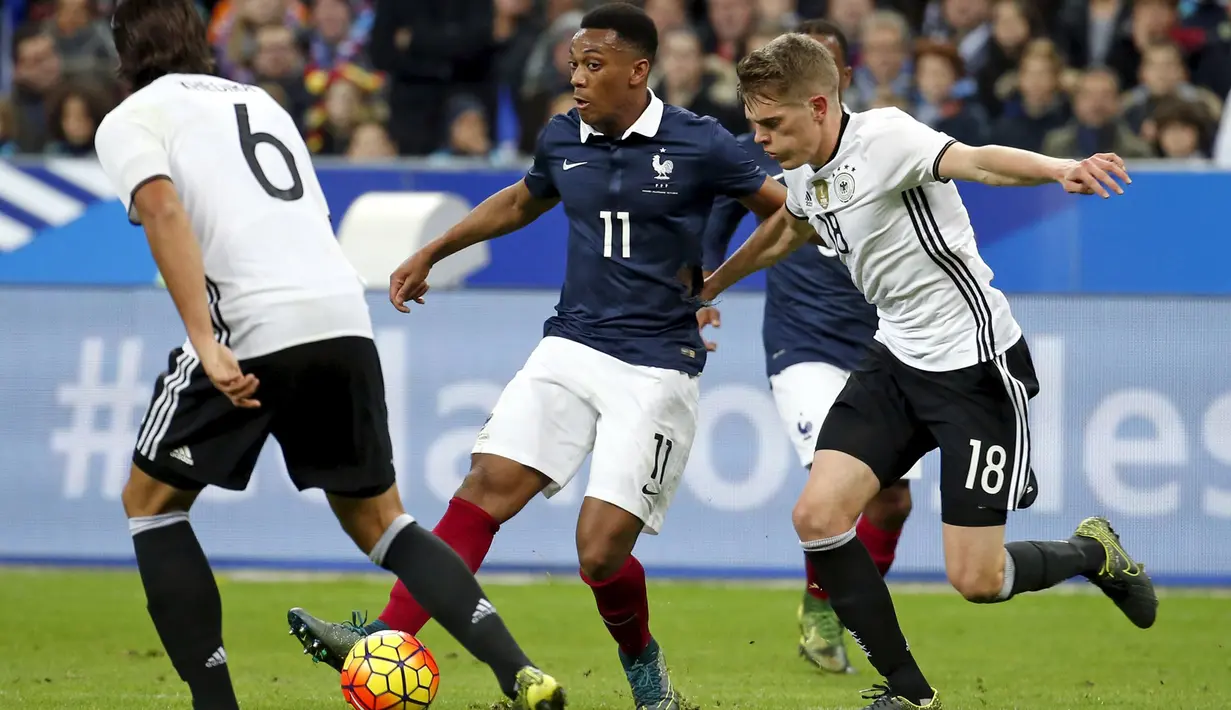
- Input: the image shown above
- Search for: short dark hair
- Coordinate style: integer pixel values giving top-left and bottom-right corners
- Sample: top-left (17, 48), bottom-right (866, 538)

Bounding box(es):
top-left (796, 19), bottom-right (850, 68)
top-left (580, 2), bottom-right (659, 62)
top-left (112, 0), bottom-right (215, 90)
top-left (12, 23), bottom-right (51, 63)
top-left (48, 81), bottom-right (115, 143)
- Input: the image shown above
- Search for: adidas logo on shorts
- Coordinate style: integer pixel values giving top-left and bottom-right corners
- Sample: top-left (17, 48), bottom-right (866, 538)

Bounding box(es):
top-left (170, 446), bottom-right (194, 466)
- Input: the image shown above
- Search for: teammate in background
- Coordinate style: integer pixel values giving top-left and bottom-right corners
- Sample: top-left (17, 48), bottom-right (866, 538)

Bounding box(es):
top-left (702, 35), bottom-right (1157, 710)
top-left (95, 2), bottom-right (565, 708)
top-left (700, 19), bottom-right (917, 675)
top-left (285, 4), bottom-right (784, 708)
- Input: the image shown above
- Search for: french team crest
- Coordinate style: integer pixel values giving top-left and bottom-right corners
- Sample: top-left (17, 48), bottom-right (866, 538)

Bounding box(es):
top-left (812, 180), bottom-right (830, 209)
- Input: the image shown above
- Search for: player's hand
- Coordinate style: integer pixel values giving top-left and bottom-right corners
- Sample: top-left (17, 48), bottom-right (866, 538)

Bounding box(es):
top-left (1059, 153), bottom-right (1131, 198)
top-left (199, 342), bottom-right (260, 409)
top-left (697, 306), bottom-right (721, 351)
top-left (389, 252), bottom-right (431, 313)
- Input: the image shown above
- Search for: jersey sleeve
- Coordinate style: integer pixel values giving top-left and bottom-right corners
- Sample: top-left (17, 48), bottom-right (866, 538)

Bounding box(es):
top-left (94, 105), bottom-right (172, 225)
top-left (785, 183), bottom-right (808, 219)
top-left (869, 108), bottom-right (958, 192)
top-left (706, 122), bottom-right (768, 198)
top-left (523, 123), bottom-right (560, 200)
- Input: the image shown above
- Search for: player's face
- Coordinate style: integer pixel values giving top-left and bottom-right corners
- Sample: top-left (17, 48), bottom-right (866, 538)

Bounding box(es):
top-left (745, 92), bottom-right (830, 170)
top-left (569, 29), bottom-right (651, 129)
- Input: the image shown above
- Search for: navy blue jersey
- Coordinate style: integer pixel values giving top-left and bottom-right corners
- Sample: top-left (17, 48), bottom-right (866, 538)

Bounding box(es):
top-left (702, 133), bottom-right (877, 377)
top-left (524, 94), bottom-right (766, 376)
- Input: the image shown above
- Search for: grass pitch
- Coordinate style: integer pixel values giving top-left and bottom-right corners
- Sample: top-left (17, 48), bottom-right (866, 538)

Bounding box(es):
top-left (0, 568), bottom-right (1227, 709)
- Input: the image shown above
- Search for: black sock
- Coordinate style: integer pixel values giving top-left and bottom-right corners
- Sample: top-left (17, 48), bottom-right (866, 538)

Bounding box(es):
top-left (804, 531), bottom-right (932, 704)
top-left (372, 516), bottom-right (531, 698)
top-left (1003, 538), bottom-right (1106, 599)
top-left (131, 514), bottom-right (238, 710)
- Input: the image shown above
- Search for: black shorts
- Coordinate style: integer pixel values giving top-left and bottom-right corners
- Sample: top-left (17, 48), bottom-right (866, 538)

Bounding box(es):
top-left (133, 336), bottom-right (395, 497)
top-left (815, 336), bottom-right (1041, 527)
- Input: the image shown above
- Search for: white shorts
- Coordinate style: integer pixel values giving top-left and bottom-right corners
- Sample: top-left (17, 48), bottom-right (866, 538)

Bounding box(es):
top-left (769, 361), bottom-right (922, 480)
top-left (473, 336), bottom-right (699, 534)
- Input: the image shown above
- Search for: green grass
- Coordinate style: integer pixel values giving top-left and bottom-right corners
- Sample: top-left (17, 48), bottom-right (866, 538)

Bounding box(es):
top-left (0, 569), bottom-right (1228, 709)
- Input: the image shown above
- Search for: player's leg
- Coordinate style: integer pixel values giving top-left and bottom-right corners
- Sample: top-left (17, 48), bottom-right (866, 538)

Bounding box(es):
top-left (929, 338), bottom-right (1156, 627)
top-left (271, 337), bottom-right (567, 706)
top-left (793, 348), bottom-right (940, 708)
top-left (579, 355), bottom-right (700, 709)
top-left (859, 479), bottom-right (913, 577)
top-left (769, 361), bottom-right (858, 672)
top-left (125, 348), bottom-right (272, 710)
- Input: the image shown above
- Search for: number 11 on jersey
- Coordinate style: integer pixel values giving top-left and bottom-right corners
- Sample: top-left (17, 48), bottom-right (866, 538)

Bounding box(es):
top-left (600, 210), bottom-right (630, 258)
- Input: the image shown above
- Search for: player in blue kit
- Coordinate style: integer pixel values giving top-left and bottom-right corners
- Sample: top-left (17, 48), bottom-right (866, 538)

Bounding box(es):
top-left (285, 4), bottom-right (785, 708)
top-left (699, 20), bottom-right (919, 675)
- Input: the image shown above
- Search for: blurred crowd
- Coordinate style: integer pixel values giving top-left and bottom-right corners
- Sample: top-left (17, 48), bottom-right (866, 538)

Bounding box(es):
top-left (2, 0), bottom-right (1231, 165)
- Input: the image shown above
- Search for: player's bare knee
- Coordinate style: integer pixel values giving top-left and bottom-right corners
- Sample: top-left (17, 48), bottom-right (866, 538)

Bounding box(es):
top-left (122, 466), bottom-right (195, 519)
top-left (455, 454), bottom-right (547, 523)
top-left (947, 562), bottom-right (1004, 603)
top-left (577, 539), bottom-right (628, 582)
top-left (792, 496), bottom-right (855, 542)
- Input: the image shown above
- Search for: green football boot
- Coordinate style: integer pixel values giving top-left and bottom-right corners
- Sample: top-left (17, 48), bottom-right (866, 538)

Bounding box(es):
top-left (861, 684), bottom-right (943, 709)
top-left (798, 591), bottom-right (854, 673)
top-left (1074, 516), bottom-right (1159, 629)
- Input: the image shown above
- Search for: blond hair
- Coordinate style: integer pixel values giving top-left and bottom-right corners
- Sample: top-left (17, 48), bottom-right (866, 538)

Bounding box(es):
top-left (736, 33), bottom-right (839, 108)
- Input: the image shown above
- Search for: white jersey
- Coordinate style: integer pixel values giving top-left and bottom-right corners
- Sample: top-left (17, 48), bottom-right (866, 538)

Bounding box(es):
top-left (783, 108), bottom-right (1021, 372)
top-left (95, 73), bottom-right (372, 360)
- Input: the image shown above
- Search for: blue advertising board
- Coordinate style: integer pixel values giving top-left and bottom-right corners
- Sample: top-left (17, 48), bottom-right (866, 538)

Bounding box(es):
top-left (0, 157), bottom-right (1229, 293)
top-left (1, 288), bottom-right (1229, 584)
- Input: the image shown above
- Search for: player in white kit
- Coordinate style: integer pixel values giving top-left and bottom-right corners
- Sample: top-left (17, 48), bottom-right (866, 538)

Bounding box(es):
top-left (96, 2), bottom-right (564, 708)
top-left (701, 34), bottom-right (1159, 709)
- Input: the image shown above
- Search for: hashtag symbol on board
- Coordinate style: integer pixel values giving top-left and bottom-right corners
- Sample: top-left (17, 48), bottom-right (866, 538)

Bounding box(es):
top-left (50, 337), bottom-right (151, 500)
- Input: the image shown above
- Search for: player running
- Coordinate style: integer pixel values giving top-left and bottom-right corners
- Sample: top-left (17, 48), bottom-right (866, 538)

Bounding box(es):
top-left (700, 19), bottom-right (917, 675)
top-left (702, 34), bottom-right (1158, 710)
top-left (284, 4), bottom-right (784, 709)
top-left (97, 1), bottom-right (564, 708)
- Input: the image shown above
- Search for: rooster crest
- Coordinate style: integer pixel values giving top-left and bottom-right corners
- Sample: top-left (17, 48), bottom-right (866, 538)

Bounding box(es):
top-left (652, 153), bottom-right (674, 180)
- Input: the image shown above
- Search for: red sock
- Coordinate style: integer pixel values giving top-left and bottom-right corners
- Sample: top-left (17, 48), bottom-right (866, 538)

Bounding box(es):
top-left (378, 497), bottom-right (500, 634)
top-left (857, 515), bottom-right (904, 578)
top-left (581, 555), bottom-right (652, 658)
top-left (805, 555), bottom-right (829, 601)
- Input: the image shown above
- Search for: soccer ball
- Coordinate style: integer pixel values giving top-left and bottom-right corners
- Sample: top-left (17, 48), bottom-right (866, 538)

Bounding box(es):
top-left (340, 630), bottom-right (440, 709)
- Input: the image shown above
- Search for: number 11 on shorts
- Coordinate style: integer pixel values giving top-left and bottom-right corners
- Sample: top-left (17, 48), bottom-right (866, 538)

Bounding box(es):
top-left (966, 438), bottom-right (1006, 495)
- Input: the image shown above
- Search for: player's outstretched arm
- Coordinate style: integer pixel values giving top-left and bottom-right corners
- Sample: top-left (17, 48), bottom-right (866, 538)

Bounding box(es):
top-left (700, 204), bottom-right (814, 302)
top-left (389, 180), bottom-right (559, 311)
top-left (938, 143), bottom-right (1132, 197)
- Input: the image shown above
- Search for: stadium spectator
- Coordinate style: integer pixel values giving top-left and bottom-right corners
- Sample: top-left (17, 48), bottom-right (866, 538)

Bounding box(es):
top-left (517, 9), bottom-right (581, 151)
top-left (303, 65), bottom-right (384, 154)
top-left (42, 0), bottom-right (118, 86)
top-left (653, 28), bottom-right (745, 135)
top-left (428, 94), bottom-right (494, 163)
top-left (989, 39), bottom-right (1072, 152)
top-left (305, 0), bottom-right (374, 73)
top-left (493, 0), bottom-right (543, 122)
top-left (1149, 95), bottom-right (1215, 158)
top-left (372, 0), bottom-right (496, 156)
top-left (923, 0), bottom-right (994, 75)
top-left (746, 18), bottom-right (795, 52)
top-left (1193, 2), bottom-right (1231, 99)
top-left (977, 0), bottom-right (1044, 118)
top-left (43, 81), bottom-right (111, 156)
top-left (1042, 67), bottom-right (1152, 158)
top-left (251, 24), bottom-right (312, 130)
top-left (849, 9), bottom-right (913, 111)
top-left (1214, 88), bottom-right (1231, 165)
top-left (644, 0), bottom-right (689, 33)
top-left (913, 39), bottom-right (988, 146)
top-left (825, 0), bottom-right (875, 57)
top-left (212, 0), bottom-right (307, 84)
top-left (10, 25), bottom-right (64, 153)
top-left (345, 120), bottom-right (398, 161)
top-left (1122, 40), bottom-right (1222, 138)
top-left (1104, 0), bottom-right (1203, 91)
top-left (1055, 0), bottom-right (1132, 70)
top-left (703, 0), bottom-right (757, 62)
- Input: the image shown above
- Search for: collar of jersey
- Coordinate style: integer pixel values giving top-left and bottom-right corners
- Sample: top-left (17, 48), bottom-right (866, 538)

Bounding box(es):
top-left (809, 111), bottom-right (852, 178)
top-left (579, 90), bottom-right (665, 143)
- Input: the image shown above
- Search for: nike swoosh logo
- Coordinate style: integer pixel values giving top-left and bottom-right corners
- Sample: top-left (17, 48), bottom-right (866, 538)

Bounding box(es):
top-left (562, 160), bottom-right (588, 171)
top-left (641, 484), bottom-right (660, 496)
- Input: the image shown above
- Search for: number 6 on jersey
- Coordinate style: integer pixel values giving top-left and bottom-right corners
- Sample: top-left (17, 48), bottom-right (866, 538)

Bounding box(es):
top-left (600, 210), bottom-right (630, 258)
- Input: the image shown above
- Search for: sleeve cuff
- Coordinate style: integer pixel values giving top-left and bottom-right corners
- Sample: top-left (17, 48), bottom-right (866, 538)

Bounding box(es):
top-left (932, 139), bottom-right (958, 184)
top-left (786, 205), bottom-right (809, 220)
top-left (126, 174), bottom-right (172, 225)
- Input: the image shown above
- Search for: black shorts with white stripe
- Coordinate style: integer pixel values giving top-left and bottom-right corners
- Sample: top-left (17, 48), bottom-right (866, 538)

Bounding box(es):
top-left (814, 336), bottom-right (1041, 527)
top-left (133, 336), bottom-right (396, 498)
